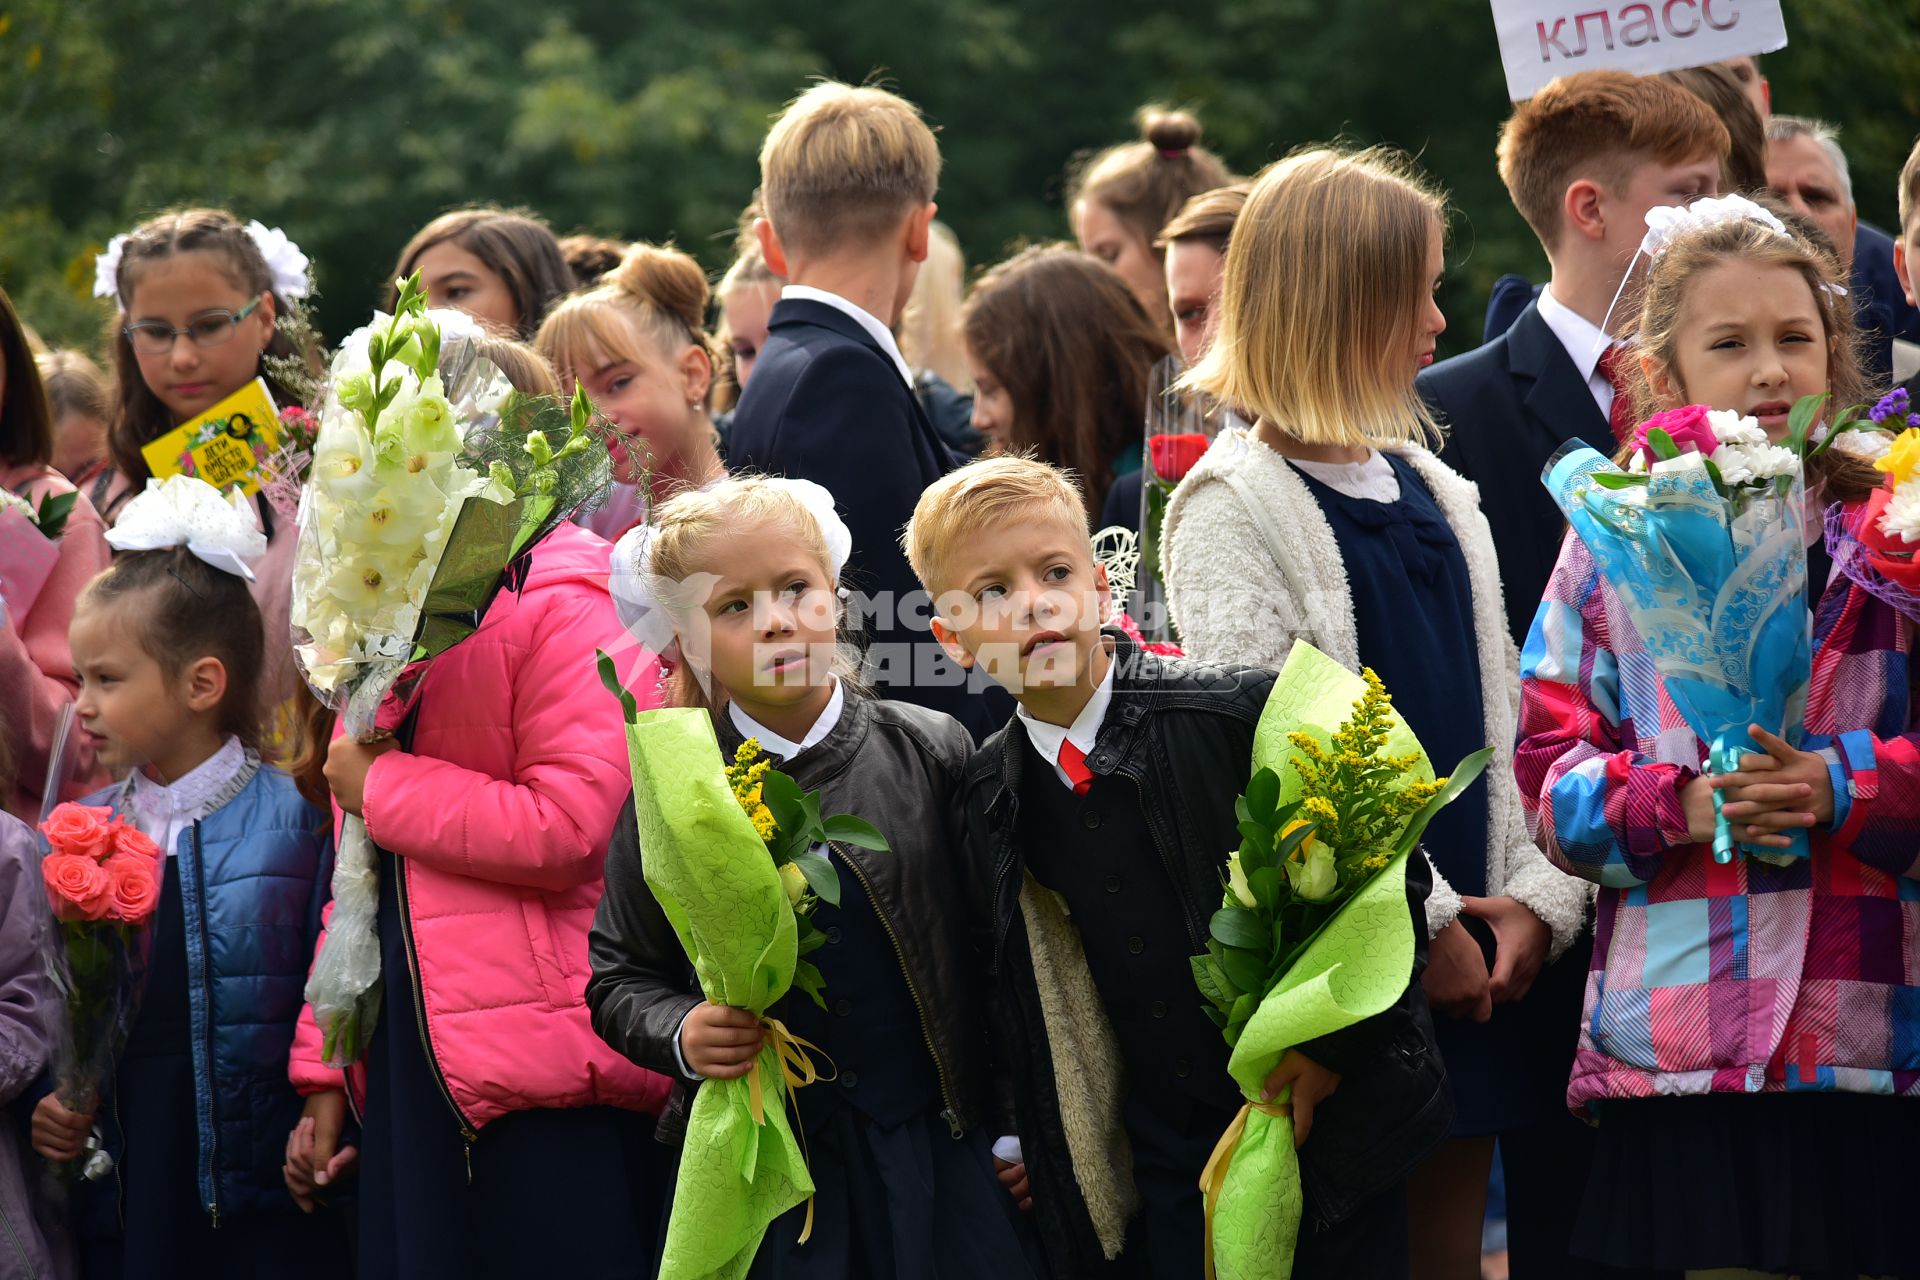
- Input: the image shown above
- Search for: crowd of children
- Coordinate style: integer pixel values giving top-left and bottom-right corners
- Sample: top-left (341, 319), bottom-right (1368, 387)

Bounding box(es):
top-left (2, 47), bottom-right (1920, 1280)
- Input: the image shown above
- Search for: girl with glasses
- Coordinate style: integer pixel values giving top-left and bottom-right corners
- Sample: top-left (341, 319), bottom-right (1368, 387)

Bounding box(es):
top-left (93, 207), bottom-right (323, 719)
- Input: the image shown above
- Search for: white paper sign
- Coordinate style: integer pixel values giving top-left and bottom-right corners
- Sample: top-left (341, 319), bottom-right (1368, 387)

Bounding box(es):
top-left (1491, 0), bottom-right (1787, 101)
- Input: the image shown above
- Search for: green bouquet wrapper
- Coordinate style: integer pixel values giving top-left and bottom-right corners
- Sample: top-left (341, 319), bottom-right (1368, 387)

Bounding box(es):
top-left (1205, 641), bottom-right (1477, 1280)
top-left (626, 708), bottom-right (813, 1280)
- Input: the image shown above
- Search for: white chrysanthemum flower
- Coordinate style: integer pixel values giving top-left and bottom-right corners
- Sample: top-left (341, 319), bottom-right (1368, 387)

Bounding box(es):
top-left (1878, 487), bottom-right (1920, 545)
top-left (1706, 409), bottom-right (1768, 447)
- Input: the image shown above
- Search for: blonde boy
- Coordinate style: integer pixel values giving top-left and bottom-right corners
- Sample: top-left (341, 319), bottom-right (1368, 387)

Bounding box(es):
top-left (904, 455), bottom-right (1443, 1279)
top-left (730, 82), bottom-right (1004, 737)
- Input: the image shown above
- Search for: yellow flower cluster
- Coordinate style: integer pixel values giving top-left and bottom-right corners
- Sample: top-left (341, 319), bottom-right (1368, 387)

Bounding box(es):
top-left (726, 739), bottom-right (778, 844)
top-left (1285, 667), bottom-right (1447, 861)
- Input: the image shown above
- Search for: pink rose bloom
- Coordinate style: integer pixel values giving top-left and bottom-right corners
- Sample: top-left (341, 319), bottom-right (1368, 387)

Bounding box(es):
top-left (112, 823), bottom-right (164, 863)
top-left (1635, 404), bottom-right (1718, 458)
top-left (44, 853), bottom-right (114, 922)
top-left (40, 803), bottom-right (117, 861)
top-left (104, 855), bottom-right (162, 923)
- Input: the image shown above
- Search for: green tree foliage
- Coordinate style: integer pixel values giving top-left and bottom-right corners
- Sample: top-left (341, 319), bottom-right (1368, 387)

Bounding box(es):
top-left (1, 0), bottom-right (1912, 359)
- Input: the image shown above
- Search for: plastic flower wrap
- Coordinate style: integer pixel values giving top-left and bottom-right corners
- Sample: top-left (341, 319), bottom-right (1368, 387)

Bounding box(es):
top-left (1826, 388), bottom-right (1920, 622)
top-left (1136, 355), bottom-right (1233, 643)
top-left (1194, 641), bottom-right (1490, 1280)
top-left (36, 801), bottom-right (164, 1180)
top-left (293, 274), bottom-right (610, 1066)
top-left (1544, 398), bottom-right (1848, 865)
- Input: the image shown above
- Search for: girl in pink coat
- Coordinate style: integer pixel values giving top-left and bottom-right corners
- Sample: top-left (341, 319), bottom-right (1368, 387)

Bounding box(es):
top-left (285, 520), bottom-right (671, 1280)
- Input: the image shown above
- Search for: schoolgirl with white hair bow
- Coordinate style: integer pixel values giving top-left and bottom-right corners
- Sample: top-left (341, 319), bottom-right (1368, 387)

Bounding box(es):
top-left (588, 474), bottom-right (1043, 1280)
top-left (89, 208), bottom-right (322, 714)
top-left (27, 474), bottom-right (350, 1278)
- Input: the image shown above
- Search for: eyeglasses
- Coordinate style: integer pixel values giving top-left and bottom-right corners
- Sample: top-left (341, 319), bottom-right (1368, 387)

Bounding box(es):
top-left (123, 297), bottom-right (263, 356)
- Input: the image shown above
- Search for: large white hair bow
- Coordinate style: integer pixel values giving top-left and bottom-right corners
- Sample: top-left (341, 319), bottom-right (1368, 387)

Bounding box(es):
top-left (608, 478), bottom-right (853, 660)
top-left (93, 220), bottom-right (312, 301)
top-left (105, 476), bottom-right (268, 581)
top-left (1640, 194), bottom-right (1789, 257)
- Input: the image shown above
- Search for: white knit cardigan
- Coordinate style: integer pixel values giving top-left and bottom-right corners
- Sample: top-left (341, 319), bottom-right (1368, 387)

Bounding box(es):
top-left (1161, 428), bottom-right (1589, 955)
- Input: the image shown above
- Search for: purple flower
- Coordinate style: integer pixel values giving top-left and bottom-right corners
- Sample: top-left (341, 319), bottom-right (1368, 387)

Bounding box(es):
top-left (1870, 386), bottom-right (1912, 424)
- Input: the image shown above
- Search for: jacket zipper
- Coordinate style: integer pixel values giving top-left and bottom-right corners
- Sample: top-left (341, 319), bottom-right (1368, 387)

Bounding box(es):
top-left (393, 852), bottom-right (481, 1173)
top-left (188, 827), bottom-right (221, 1228)
top-left (832, 841), bottom-right (966, 1138)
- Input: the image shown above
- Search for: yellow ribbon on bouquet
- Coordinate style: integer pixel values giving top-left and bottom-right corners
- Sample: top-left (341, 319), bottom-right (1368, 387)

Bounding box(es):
top-left (1199, 1098), bottom-right (1291, 1280)
top-left (746, 1016), bottom-right (835, 1245)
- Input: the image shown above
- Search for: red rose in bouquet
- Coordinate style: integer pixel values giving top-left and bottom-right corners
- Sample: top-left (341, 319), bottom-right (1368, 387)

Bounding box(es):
top-left (1149, 432), bottom-right (1212, 486)
top-left (36, 802), bottom-right (163, 1171)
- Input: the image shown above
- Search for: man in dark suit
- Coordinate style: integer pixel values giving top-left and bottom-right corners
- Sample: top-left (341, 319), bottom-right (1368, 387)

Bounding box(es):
top-left (1418, 71), bottom-right (1727, 1280)
top-left (1421, 72), bottom-right (1726, 651)
top-left (727, 80), bottom-right (1007, 740)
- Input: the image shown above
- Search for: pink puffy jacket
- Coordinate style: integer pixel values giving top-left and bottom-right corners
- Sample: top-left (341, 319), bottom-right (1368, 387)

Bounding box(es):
top-left (289, 523), bottom-right (670, 1129)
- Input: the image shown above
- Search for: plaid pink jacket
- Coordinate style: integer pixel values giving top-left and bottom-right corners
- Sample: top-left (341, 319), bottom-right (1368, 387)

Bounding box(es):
top-left (1516, 526), bottom-right (1920, 1114)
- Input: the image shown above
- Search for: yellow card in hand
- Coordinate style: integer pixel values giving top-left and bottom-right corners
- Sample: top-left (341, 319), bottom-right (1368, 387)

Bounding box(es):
top-left (140, 378), bottom-right (281, 495)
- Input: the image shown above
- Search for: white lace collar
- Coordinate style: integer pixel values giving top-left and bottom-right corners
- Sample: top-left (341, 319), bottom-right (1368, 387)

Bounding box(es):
top-left (128, 735), bottom-right (249, 833)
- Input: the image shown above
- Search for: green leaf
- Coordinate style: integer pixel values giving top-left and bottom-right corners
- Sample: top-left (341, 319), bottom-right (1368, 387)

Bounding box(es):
top-left (820, 814), bottom-right (890, 852)
top-left (760, 769), bottom-right (806, 834)
top-left (593, 649), bottom-right (637, 724)
top-left (1202, 1004), bottom-right (1228, 1031)
top-left (792, 960), bottom-right (828, 1010)
top-left (1646, 427), bottom-right (1680, 461)
top-left (789, 848), bottom-right (841, 908)
top-left (1702, 455), bottom-right (1728, 495)
top-left (1589, 472), bottom-right (1649, 490)
top-left (1219, 945), bottom-right (1268, 992)
top-left (1233, 795), bottom-right (1251, 827)
top-left (1394, 746), bottom-right (1496, 857)
top-left (1249, 866), bottom-right (1283, 913)
top-left (1237, 820), bottom-right (1275, 856)
top-left (1786, 392), bottom-right (1829, 453)
top-left (1209, 905), bottom-right (1266, 951)
top-left (797, 924), bottom-right (827, 955)
top-left (33, 489), bottom-right (76, 539)
top-left (1276, 821), bottom-right (1317, 862)
top-left (1244, 768), bottom-right (1280, 826)
top-left (1229, 992), bottom-right (1257, 1027)
top-left (1190, 955), bottom-right (1234, 1010)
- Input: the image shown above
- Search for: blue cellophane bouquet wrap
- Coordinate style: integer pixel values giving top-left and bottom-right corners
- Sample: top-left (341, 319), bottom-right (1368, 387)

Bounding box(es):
top-left (1542, 406), bottom-right (1811, 863)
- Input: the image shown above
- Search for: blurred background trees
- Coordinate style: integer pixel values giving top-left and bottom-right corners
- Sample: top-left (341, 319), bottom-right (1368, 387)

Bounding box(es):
top-left (3, 0), bottom-right (1913, 357)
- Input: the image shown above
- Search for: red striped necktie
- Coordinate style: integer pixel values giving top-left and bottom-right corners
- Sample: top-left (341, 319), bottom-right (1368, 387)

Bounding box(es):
top-left (1057, 739), bottom-right (1095, 797)
top-left (1596, 343), bottom-right (1638, 445)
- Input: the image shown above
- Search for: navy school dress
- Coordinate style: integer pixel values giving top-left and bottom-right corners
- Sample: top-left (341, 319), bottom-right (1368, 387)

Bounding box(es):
top-left (713, 855), bottom-right (1040, 1280)
top-left (1289, 455), bottom-right (1534, 1138)
top-left (353, 842), bottom-right (663, 1280)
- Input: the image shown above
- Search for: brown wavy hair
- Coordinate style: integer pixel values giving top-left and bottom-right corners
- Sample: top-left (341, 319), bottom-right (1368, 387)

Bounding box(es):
top-left (102, 209), bottom-right (319, 486)
top-left (0, 284), bottom-right (54, 468)
top-left (962, 244), bottom-right (1173, 519)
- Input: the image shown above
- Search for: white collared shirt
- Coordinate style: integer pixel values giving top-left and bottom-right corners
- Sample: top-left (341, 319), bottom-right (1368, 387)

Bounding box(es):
top-left (727, 679), bottom-right (846, 763)
top-left (781, 285), bottom-right (915, 387)
top-left (1536, 285), bottom-right (1616, 421)
top-left (1016, 657), bottom-right (1116, 791)
top-left (128, 735), bottom-right (247, 858)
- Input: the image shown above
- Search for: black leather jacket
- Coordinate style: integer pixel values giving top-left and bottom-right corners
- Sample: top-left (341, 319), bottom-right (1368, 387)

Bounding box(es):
top-left (962, 634), bottom-right (1453, 1277)
top-left (585, 694), bottom-right (996, 1143)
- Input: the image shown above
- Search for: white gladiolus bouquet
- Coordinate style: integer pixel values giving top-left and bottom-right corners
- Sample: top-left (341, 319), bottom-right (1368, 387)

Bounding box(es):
top-left (292, 273), bottom-right (607, 1065)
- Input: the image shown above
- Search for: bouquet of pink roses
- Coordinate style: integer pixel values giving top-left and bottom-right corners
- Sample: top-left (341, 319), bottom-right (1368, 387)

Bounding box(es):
top-left (36, 801), bottom-right (163, 1177)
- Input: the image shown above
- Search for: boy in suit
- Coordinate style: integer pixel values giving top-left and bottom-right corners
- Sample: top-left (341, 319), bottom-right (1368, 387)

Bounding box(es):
top-left (1417, 70), bottom-right (1727, 1280)
top-left (1419, 70), bottom-right (1727, 650)
top-left (730, 80), bottom-right (1006, 739)
top-left (905, 455), bottom-right (1449, 1279)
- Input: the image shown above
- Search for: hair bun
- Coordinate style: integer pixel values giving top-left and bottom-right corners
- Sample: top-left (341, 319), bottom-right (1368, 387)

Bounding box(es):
top-left (608, 242), bottom-right (711, 337)
top-left (1139, 107), bottom-right (1203, 157)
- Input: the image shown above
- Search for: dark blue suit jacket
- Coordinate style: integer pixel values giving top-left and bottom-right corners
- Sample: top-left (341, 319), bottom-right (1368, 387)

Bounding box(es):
top-left (1418, 301), bottom-right (1613, 648)
top-left (727, 297), bottom-right (1010, 740)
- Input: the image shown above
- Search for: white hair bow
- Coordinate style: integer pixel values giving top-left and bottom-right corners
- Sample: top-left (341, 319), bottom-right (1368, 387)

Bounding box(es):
top-left (92, 221), bottom-right (312, 301)
top-left (105, 476), bottom-right (268, 580)
top-left (1640, 194), bottom-right (1789, 258)
top-left (607, 478), bottom-right (854, 660)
